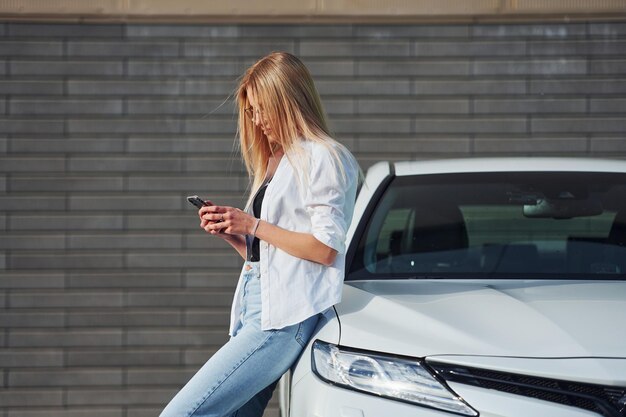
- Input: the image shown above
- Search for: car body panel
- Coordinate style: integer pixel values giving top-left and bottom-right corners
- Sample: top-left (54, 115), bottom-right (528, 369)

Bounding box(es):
top-left (394, 157), bottom-right (626, 176)
top-left (289, 371), bottom-right (600, 417)
top-left (336, 279), bottom-right (626, 359)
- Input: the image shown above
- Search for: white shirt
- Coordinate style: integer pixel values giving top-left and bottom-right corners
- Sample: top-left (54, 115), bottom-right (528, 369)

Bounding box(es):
top-left (228, 140), bottom-right (359, 335)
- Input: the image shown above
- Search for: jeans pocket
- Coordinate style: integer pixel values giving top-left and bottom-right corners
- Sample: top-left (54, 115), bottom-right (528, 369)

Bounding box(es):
top-left (294, 314), bottom-right (320, 349)
top-left (294, 322), bottom-right (307, 348)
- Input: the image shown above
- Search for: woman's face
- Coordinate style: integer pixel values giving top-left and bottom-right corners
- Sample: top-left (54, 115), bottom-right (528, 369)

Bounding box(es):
top-left (245, 88), bottom-right (276, 144)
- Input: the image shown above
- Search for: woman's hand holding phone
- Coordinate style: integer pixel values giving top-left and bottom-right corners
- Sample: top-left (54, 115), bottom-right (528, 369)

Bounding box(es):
top-left (189, 195), bottom-right (255, 239)
top-left (188, 196), bottom-right (247, 259)
top-left (188, 195), bottom-right (224, 236)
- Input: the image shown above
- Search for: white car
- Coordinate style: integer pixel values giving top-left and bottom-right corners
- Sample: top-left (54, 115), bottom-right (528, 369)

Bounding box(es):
top-left (279, 157), bottom-right (626, 417)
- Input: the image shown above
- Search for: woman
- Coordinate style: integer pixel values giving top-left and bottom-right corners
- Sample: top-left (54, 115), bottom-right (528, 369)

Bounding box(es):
top-left (159, 52), bottom-right (359, 417)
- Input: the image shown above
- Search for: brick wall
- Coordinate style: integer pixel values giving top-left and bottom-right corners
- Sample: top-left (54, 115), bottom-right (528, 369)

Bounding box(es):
top-left (1, 21), bottom-right (625, 417)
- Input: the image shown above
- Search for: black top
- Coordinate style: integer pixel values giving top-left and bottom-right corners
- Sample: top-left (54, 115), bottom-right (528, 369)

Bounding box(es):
top-left (250, 183), bottom-right (269, 262)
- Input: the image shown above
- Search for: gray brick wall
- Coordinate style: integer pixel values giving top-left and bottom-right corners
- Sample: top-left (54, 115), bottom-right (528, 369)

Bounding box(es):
top-left (1, 20), bottom-right (626, 417)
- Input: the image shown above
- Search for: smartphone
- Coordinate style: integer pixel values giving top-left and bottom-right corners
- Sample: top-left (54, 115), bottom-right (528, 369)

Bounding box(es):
top-left (187, 195), bottom-right (209, 209)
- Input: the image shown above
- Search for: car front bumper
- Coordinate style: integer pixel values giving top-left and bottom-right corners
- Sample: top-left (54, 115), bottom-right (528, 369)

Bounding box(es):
top-left (289, 371), bottom-right (600, 417)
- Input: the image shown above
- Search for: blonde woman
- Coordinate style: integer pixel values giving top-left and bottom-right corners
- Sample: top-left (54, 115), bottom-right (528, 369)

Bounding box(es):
top-left (159, 52), bottom-right (359, 417)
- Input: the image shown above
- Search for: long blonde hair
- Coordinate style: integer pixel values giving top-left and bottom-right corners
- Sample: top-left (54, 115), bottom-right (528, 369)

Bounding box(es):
top-left (236, 52), bottom-right (356, 210)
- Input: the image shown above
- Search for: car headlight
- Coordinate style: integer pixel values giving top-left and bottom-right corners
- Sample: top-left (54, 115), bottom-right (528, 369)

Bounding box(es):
top-left (311, 340), bottom-right (478, 416)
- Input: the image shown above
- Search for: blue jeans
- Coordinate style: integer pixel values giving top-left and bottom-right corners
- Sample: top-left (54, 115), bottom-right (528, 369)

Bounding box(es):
top-left (159, 261), bottom-right (322, 417)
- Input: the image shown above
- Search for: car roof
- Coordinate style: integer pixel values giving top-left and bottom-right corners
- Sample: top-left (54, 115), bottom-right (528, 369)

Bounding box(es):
top-left (392, 157), bottom-right (626, 176)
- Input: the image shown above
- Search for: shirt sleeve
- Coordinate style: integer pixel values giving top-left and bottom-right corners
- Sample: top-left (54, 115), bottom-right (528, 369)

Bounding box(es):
top-left (304, 146), bottom-right (357, 255)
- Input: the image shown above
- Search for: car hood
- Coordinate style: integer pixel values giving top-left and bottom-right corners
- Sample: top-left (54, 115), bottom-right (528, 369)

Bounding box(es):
top-left (335, 279), bottom-right (626, 358)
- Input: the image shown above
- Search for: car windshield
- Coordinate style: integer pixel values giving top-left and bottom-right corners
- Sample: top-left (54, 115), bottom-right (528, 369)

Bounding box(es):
top-left (347, 171), bottom-right (626, 281)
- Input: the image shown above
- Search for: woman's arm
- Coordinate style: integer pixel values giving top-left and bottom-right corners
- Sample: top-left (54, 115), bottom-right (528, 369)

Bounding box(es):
top-left (219, 234), bottom-right (247, 260)
top-left (200, 206), bottom-right (337, 266)
top-left (255, 220), bottom-right (337, 266)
